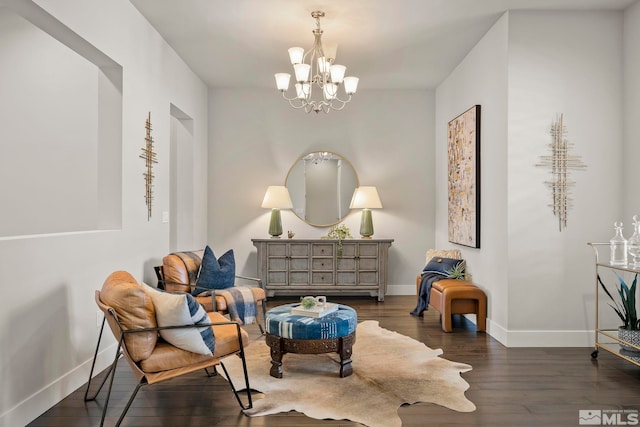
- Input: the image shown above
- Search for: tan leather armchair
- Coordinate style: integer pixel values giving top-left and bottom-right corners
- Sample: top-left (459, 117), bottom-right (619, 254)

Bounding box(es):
top-left (84, 271), bottom-right (252, 427)
top-left (157, 249), bottom-right (267, 333)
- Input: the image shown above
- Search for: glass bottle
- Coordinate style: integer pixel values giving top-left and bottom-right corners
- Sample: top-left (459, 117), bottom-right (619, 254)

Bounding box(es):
top-left (610, 221), bottom-right (628, 266)
top-left (627, 215), bottom-right (640, 268)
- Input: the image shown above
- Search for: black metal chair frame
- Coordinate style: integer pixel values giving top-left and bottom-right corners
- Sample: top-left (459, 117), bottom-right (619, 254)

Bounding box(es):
top-left (84, 306), bottom-right (252, 427)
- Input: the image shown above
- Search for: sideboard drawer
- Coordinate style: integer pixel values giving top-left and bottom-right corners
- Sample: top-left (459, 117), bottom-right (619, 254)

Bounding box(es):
top-left (311, 272), bottom-right (334, 284)
top-left (312, 258), bottom-right (333, 270)
top-left (311, 244), bottom-right (334, 256)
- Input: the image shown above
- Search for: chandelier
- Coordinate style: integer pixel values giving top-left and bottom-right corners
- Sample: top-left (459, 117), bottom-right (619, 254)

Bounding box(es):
top-left (274, 11), bottom-right (359, 114)
top-left (304, 151), bottom-right (334, 164)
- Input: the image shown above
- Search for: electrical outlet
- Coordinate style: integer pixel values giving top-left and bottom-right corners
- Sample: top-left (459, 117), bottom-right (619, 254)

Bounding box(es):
top-left (96, 311), bottom-right (103, 328)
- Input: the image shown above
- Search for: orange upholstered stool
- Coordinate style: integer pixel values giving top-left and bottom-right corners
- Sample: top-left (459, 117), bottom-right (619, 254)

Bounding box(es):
top-left (415, 277), bottom-right (487, 332)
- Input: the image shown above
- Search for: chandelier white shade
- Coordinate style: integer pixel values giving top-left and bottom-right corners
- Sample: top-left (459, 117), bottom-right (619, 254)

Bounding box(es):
top-left (274, 11), bottom-right (359, 114)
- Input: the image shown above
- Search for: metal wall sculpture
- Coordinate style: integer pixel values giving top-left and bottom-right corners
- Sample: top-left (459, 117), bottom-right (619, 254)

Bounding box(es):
top-left (536, 114), bottom-right (586, 231)
top-left (140, 112), bottom-right (157, 220)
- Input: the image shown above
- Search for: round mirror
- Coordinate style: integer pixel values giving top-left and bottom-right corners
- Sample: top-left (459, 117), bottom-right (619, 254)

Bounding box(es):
top-left (285, 151), bottom-right (359, 227)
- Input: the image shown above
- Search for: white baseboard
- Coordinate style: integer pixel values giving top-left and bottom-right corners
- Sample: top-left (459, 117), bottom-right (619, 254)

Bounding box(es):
top-left (0, 343), bottom-right (116, 427)
top-left (486, 319), bottom-right (594, 347)
top-left (385, 284), bottom-right (415, 295)
top-left (388, 287), bottom-right (595, 348)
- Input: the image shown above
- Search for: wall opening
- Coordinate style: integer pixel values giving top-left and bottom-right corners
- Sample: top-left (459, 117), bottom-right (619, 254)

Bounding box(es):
top-left (169, 103), bottom-right (194, 252)
top-left (0, 3), bottom-right (122, 238)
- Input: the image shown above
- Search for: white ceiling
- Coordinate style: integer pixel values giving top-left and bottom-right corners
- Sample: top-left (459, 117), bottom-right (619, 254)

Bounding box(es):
top-left (130, 0), bottom-right (636, 90)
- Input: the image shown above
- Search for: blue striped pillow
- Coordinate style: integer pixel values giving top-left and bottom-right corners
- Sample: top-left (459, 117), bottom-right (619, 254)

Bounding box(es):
top-left (142, 284), bottom-right (215, 355)
top-left (184, 293), bottom-right (215, 353)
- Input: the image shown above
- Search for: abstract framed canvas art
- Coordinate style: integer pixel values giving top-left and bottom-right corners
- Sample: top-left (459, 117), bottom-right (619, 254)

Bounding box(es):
top-left (447, 105), bottom-right (480, 248)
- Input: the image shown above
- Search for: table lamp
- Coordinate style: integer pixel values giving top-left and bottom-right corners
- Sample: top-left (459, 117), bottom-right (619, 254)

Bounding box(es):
top-left (261, 186), bottom-right (293, 238)
top-left (349, 186), bottom-right (383, 239)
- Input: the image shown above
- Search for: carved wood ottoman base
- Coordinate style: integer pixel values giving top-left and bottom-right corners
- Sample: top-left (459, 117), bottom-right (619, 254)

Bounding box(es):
top-left (265, 332), bottom-right (356, 379)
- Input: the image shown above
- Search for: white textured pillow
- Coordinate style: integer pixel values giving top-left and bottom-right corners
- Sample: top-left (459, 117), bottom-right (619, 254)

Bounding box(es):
top-left (142, 284), bottom-right (213, 356)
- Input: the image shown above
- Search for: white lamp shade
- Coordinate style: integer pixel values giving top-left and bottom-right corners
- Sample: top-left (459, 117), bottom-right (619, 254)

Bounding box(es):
top-left (350, 186), bottom-right (383, 209)
top-left (343, 76), bottom-right (359, 94)
top-left (294, 63), bottom-right (311, 82)
top-left (295, 82), bottom-right (310, 99)
top-left (317, 57), bottom-right (330, 74)
top-left (288, 47), bottom-right (304, 64)
top-left (274, 73), bottom-right (291, 91)
top-left (262, 186), bottom-right (293, 209)
top-left (323, 83), bottom-right (337, 100)
top-left (323, 42), bottom-right (338, 61)
top-left (330, 64), bottom-right (346, 83)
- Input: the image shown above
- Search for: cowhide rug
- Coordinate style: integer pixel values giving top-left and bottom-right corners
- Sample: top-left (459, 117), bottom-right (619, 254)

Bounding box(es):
top-left (221, 320), bottom-right (475, 427)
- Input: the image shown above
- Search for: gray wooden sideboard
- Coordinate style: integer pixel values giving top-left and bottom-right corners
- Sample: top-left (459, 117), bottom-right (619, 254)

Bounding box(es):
top-left (252, 238), bottom-right (393, 301)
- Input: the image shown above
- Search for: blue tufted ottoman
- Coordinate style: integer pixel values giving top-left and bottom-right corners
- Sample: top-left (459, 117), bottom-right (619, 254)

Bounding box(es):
top-left (265, 303), bottom-right (358, 378)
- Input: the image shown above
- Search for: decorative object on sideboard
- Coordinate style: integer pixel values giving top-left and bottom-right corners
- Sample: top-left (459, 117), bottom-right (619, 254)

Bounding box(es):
top-left (628, 215), bottom-right (640, 268)
top-left (274, 11), bottom-right (359, 114)
top-left (350, 186), bottom-right (383, 239)
top-left (261, 186), bottom-right (293, 238)
top-left (598, 272), bottom-right (640, 353)
top-left (287, 230), bottom-right (295, 239)
top-left (536, 113), bottom-right (586, 231)
top-left (322, 223), bottom-right (352, 257)
top-left (286, 151), bottom-right (358, 227)
top-left (448, 105), bottom-right (480, 248)
top-left (139, 112), bottom-right (157, 220)
top-left (610, 221), bottom-right (628, 267)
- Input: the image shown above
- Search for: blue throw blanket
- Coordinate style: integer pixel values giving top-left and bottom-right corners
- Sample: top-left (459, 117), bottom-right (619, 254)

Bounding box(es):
top-left (410, 272), bottom-right (447, 317)
top-left (215, 287), bottom-right (256, 326)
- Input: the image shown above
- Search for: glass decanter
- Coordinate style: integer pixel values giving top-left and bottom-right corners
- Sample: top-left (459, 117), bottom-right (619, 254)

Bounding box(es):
top-left (627, 215), bottom-right (640, 268)
top-left (610, 221), bottom-right (628, 266)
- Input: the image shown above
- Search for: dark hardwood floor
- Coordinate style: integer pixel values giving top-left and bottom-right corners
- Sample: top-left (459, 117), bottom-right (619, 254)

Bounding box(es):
top-left (27, 296), bottom-right (640, 427)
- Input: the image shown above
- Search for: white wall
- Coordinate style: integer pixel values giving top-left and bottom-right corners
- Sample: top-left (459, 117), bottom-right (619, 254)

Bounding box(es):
top-left (507, 10), bottom-right (623, 346)
top-left (0, 1), bottom-right (208, 425)
top-left (2, 2), bottom-right (639, 424)
top-left (435, 14), bottom-right (510, 338)
top-left (436, 10), bottom-right (625, 346)
top-left (624, 1), bottom-right (640, 220)
top-left (207, 88), bottom-right (436, 295)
